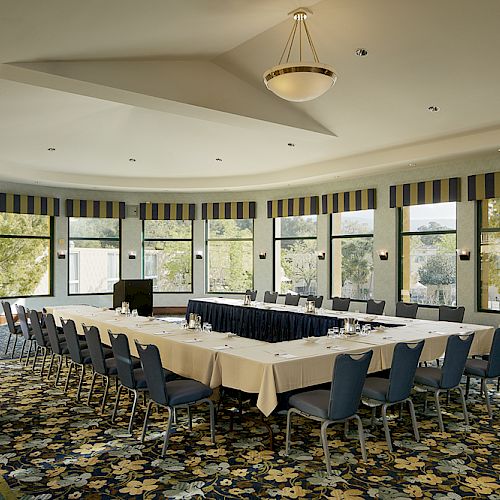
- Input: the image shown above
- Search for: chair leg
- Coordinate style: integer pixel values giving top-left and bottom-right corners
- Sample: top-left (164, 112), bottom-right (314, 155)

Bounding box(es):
top-left (407, 398), bottom-right (420, 441)
top-left (285, 409), bottom-right (293, 455)
top-left (101, 376), bottom-right (110, 414)
top-left (320, 420), bottom-right (332, 476)
top-left (87, 371), bottom-right (98, 405)
top-left (370, 407), bottom-right (376, 426)
top-left (353, 414), bottom-right (367, 462)
top-left (344, 419), bottom-right (349, 438)
top-left (161, 407), bottom-right (174, 457)
top-left (39, 348), bottom-right (48, 378)
top-left (465, 376), bottom-right (471, 398)
top-left (141, 400), bottom-right (154, 443)
top-left (19, 339), bottom-right (26, 364)
top-left (11, 335), bottom-right (18, 359)
top-left (4, 334), bottom-right (11, 355)
top-left (480, 378), bottom-right (493, 419)
top-left (46, 353), bottom-right (55, 380)
top-left (457, 386), bottom-right (469, 427)
top-left (32, 345), bottom-right (40, 371)
top-left (64, 361), bottom-right (73, 392)
top-left (24, 341), bottom-right (32, 367)
top-left (76, 364), bottom-right (86, 402)
top-left (128, 390), bottom-right (139, 433)
top-left (381, 404), bottom-right (393, 452)
top-left (434, 390), bottom-right (445, 432)
top-left (207, 399), bottom-right (215, 445)
top-left (112, 384), bottom-right (123, 423)
top-left (55, 356), bottom-right (63, 387)
top-left (187, 406), bottom-right (192, 431)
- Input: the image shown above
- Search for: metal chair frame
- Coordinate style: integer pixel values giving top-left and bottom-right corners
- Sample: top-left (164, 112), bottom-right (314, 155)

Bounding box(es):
top-left (1, 301), bottom-right (22, 358)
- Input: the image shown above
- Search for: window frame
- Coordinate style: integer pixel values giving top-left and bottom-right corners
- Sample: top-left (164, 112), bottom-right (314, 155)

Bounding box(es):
top-left (67, 218), bottom-right (122, 296)
top-left (141, 219), bottom-right (194, 294)
top-left (0, 214), bottom-right (54, 299)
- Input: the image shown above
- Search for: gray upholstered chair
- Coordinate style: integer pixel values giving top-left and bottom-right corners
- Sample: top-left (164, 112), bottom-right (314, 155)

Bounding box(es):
top-left (286, 351), bottom-right (373, 474)
top-left (332, 297), bottom-right (350, 311)
top-left (263, 291), bottom-right (278, 303)
top-left (395, 301), bottom-right (418, 319)
top-left (366, 299), bottom-right (385, 315)
top-left (284, 293), bottom-right (300, 306)
top-left (362, 341), bottom-right (424, 451)
top-left (16, 305), bottom-right (35, 366)
top-left (307, 295), bottom-right (324, 308)
top-left (245, 289), bottom-right (257, 301)
top-left (29, 309), bottom-right (51, 376)
top-left (45, 313), bottom-right (70, 386)
top-left (1, 301), bottom-right (22, 358)
top-left (438, 305), bottom-right (465, 323)
top-left (414, 333), bottom-right (474, 431)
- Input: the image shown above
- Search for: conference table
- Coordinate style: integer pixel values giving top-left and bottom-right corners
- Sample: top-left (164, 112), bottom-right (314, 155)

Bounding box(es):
top-left (51, 300), bottom-right (495, 417)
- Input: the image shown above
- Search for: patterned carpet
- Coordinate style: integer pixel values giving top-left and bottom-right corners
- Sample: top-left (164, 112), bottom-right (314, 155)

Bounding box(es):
top-left (0, 327), bottom-right (498, 499)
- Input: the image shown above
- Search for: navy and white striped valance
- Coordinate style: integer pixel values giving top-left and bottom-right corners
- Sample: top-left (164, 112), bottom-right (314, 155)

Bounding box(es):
top-left (322, 188), bottom-right (376, 214)
top-left (66, 199), bottom-right (125, 219)
top-left (468, 172), bottom-right (500, 200)
top-left (202, 201), bottom-right (256, 220)
top-left (140, 203), bottom-right (195, 220)
top-left (390, 177), bottom-right (461, 207)
top-left (267, 196), bottom-right (319, 218)
top-left (0, 193), bottom-right (60, 216)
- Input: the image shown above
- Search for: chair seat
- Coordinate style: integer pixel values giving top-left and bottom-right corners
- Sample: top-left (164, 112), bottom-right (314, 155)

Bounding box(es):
top-left (464, 358), bottom-right (488, 378)
top-left (104, 357), bottom-right (118, 376)
top-left (165, 379), bottom-right (212, 406)
top-left (362, 377), bottom-right (390, 401)
top-left (414, 367), bottom-right (442, 388)
top-left (289, 390), bottom-right (330, 419)
top-left (82, 346), bottom-right (114, 365)
top-left (132, 368), bottom-right (149, 389)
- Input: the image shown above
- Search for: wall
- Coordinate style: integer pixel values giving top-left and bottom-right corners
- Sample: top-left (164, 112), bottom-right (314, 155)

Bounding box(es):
top-left (2, 151), bottom-right (499, 328)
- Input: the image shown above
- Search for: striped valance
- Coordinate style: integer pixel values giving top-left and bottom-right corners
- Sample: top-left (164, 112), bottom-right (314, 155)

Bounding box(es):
top-left (0, 193), bottom-right (60, 216)
top-left (66, 199), bottom-right (125, 219)
top-left (322, 188), bottom-right (376, 214)
top-left (468, 172), bottom-right (500, 201)
top-left (389, 177), bottom-right (461, 208)
top-left (202, 201), bottom-right (256, 220)
top-left (267, 196), bottom-right (319, 218)
top-left (140, 203), bottom-right (195, 220)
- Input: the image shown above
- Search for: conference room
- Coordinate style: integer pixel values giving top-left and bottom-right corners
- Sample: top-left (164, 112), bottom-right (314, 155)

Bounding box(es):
top-left (0, 1), bottom-right (499, 498)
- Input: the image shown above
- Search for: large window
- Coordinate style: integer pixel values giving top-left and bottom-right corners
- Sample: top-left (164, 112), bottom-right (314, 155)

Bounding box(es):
top-left (478, 197), bottom-right (500, 311)
top-left (0, 213), bottom-right (52, 297)
top-left (206, 219), bottom-right (253, 293)
top-left (143, 220), bottom-right (193, 293)
top-left (399, 202), bottom-right (456, 306)
top-left (68, 218), bottom-right (120, 294)
top-left (274, 215), bottom-right (317, 295)
top-left (331, 210), bottom-right (374, 300)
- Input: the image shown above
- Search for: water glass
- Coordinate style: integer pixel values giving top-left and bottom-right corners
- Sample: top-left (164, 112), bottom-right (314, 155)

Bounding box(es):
top-left (115, 307), bottom-right (121, 316)
top-left (339, 327), bottom-right (345, 337)
top-left (131, 309), bottom-right (138, 317)
top-left (203, 323), bottom-right (212, 333)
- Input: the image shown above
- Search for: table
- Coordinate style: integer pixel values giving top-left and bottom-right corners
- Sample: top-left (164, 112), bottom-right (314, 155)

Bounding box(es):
top-left (50, 304), bottom-right (495, 416)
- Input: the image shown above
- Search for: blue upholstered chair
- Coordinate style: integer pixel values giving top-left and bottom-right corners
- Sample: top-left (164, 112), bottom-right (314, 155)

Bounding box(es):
top-left (1, 301), bottom-right (22, 358)
top-left (16, 305), bottom-right (35, 367)
top-left (135, 340), bottom-right (215, 456)
top-left (331, 297), bottom-right (350, 311)
top-left (284, 293), bottom-right (300, 306)
top-left (245, 289), bottom-right (258, 301)
top-left (307, 295), bottom-right (324, 308)
top-left (362, 341), bottom-right (424, 452)
top-left (414, 333), bottom-right (474, 431)
top-left (263, 291), bottom-right (278, 303)
top-left (45, 313), bottom-right (70, 386)
top-left (285, 351), bottom-right (373, 474)
top-left (366, 299), bottom-right (385, 315)
top-left (438, 305), bottom-right (465, 323)
top-left (395, 301), bottom-right (418, 319)
top-left (29, 309), bottom-right (51, 377)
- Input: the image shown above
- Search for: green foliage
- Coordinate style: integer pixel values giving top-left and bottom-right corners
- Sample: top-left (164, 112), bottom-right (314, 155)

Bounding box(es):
top-left (418, 253), bottom-right (456, 286)
top-left (340, 237), bottom-right (373, 297)
top-left (280, 239), bottom-right (317, 294)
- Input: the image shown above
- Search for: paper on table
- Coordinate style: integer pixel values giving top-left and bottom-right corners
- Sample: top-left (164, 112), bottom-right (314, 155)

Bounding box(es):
top-left (183, 338), bottom-right (202, 343)
top-left (213, 345), bottom-right (232, 350)
top-left (280, 353), bottom-right (297, 359)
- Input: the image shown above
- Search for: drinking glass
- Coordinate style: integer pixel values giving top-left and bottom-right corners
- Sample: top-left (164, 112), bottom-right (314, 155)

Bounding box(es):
top-left (115, 307), bottom-right (121, 316)
top-left (131, 309), bottom-right (138, 317)
top-left (203, 323), bottom-right (212, 333)
top-left (339, 327), bottom-right (345, 337)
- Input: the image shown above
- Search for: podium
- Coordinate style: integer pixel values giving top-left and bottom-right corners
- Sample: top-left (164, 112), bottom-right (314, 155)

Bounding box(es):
top-left (113, 279), bottom-right (153, 317)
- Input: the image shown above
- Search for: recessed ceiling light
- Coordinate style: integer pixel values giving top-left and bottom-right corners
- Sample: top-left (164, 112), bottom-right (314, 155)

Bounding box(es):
top-left (497, 148), bottom-right (500, 152)
top-left (427, 105), bottom-right (440, 113)
top-left (215, 158), bottom-right (223, 162)
top-left (287, 143), bottom-right (295, 147)
top-left (47, 147), bottom-right (56, 151)
top-left (129, 158), bottom-right (136, 162)
top-left (355, 48), bottom-right (368, 57)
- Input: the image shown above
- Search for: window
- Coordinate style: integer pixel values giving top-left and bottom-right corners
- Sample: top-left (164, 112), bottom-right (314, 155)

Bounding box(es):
top-left (68, 218), bottom-right (120, 294)
top-left (478, 198), bottom-right (500, 311)
top-left (274, 215), bottom-right (317, 295)
top-left (331, 210), bottom-right (374, 300)
top-left (206, 219), bottom-right (253, 293)
top-left (0, 213), bottom-right (52, 297)
top-left (143, 220), bottom-right (193, 293)
top-left (399, 202), bottom-right (456, 306)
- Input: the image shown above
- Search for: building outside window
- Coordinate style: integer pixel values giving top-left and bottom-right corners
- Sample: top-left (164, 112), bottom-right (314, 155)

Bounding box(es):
top-left (68, 218), bottom-right (120, 294)
top-left (143, 220), bottom-right (193, 293)
top-left (0, 213), bottom-right (52, 297)
top-left (331, 210), bottom-right (374, 300)
top-left (478, 197), bottom-right (500, 311)
top-left (274, 215), bottom-right (317, 295)
top-left (399, 202), bottom-right (456, 306)
top-left (206, 219), bottom-right (253, 293)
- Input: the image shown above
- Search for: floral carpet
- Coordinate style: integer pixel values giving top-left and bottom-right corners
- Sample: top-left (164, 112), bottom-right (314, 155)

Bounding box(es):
top-left (0, 332), bottom-right (498, 499)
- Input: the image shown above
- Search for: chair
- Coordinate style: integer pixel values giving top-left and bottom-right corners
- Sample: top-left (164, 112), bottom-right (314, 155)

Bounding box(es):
top-left (307, 295), bottom-right (324, 308)
top-left (45, 313), bottom-right (70, 386)
top-left (1, 301), bottom-right (22, 358)
top-left (284, 293), bottom-right (300, 306)
top-left (245, 289), bottom-right (257, 301)
top-left (29, 309), bottom-right (51, 377)
top-left (332, 297), bottom-right (350, 311)
top-left (414, 333), bottom-right (474, 431)
top-left (395, 301), bottom-right (418, 319)
top-left (286, 351), bottom-right (373, 474)
top-left (16, 305), bottom-right (35, 367)
top-left (362, 341), bottom-right (424, 452)
top-left (135, 340), bottom-right (215, 456)
top-left (263, 291), bottom-right (278, 304)
top-left (439, 305), bottom-right (465, 323)
top-left (366, 299), bottom-right (385, 315)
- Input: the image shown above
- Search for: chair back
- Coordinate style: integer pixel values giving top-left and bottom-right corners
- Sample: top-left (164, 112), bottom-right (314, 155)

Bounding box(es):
top-left (61, 318), bottom-right (84, 364)
top-left (135, 341), bottom-right (168, 405)
top-left (332, 297), bottom-right (350, 311)
top-left (387, 341), bottom-right (425, 402)
top-left (366, 299), bottom-right (385, 315)
top-left (395, 301), bottom-right (418, 319)
top-left (29, 309), bottom-right (47, 347)
top-left (284, 293), bottom-right (300, 306)
top-left (16, 305), bottom-right (31, 340)
top-left (263, 291), bottom-right (278, 303)
top-left (329, 351), bottom-right (373, 420)
top-left (438, 305), bottom-right (465, 323)
top-left (1, 301), bottom-right (18, 335)
top-left (486, 328), bottom-right (500, 378)
top-left (245, 289), bottom-right (257, 301)
top-left (83, 325), bottom-right (107, 375)
top-left (307, 295), bottom-right (324, 308)
top-left (45, 313), bottom-right (64, 355)
top-left (110, 332), bottom-right (139, 389)
top-left (441, 333), bottom-right (474, 389)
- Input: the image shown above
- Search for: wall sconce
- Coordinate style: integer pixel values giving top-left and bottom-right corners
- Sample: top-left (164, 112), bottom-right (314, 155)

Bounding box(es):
top-left (195, 251), bottom-right (203, 260)
top-left (457, 249), bottom-right (470, 261)
top-left (259, 252), bottom-right (267, 260)
top-left (57, 250), bottom-right (67, 260)
top-left (378, 250), bottom-right (389, 260)
top-left (317, 251), bottom-right (326, 260)
top-left (128, 251), bottom-right (137, 260)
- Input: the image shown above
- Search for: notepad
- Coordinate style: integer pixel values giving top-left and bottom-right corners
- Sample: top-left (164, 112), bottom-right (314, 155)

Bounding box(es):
top-left (279, 353), bottom-right (297, 359)
top-left (183, 338), bottom-right (202, 343)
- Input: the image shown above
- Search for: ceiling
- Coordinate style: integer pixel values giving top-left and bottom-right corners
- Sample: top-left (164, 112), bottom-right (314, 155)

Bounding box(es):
top-left (1, 0), bottom-right (500, 192)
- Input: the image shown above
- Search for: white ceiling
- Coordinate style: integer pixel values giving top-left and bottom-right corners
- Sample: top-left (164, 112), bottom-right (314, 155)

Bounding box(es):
top-left (1, 0), bottom-right (500, 192)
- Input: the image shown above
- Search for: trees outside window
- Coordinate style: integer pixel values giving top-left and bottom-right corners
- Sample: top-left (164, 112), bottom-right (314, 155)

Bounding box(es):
top-left (478, 198), bottom-right (500, 311)
top-left (331, 210), bottom-right (374, 300)
top-left (206, 219), bottom-right (253, 293)
top-left (143, 220), bottom-right (192, 293)
top-left (274, 215), bottom-right (317, 295)
top-left (0, 213), bottom-right (52, 297)
top-left (68, 218), bottom-right (120, 294)
top-left (399, 202), bottom-right (456, 306)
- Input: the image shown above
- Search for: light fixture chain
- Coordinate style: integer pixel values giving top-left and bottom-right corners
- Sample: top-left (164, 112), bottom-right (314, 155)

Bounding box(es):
top-left (303, 20), bottom-right (320, 63)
